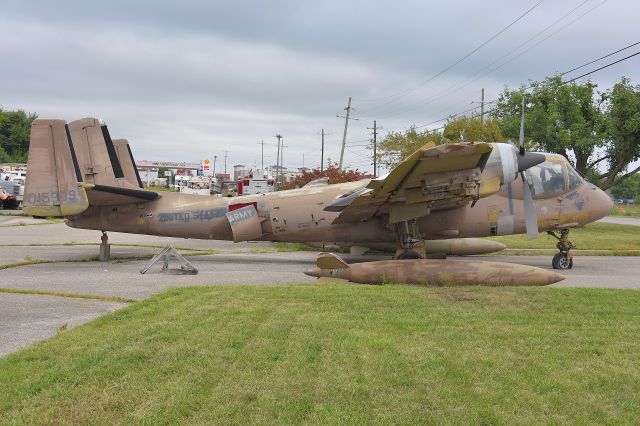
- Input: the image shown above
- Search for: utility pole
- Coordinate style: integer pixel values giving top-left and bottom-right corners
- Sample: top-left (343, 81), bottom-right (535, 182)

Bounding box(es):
top-left (480, 87), bottom-right (485, 124)
top-left (259, 139), bottom-right (265, 171)
top-left (338, 96), bottom-right (353, 171)
top-left (280, 139), bottom-right (287, 185)
top-left (213, 155), bottom-right (217, 176)
top-left (317, 129), bottom-right (329, 172)
top-left (372, 120), bottom-right (377, 177)
top-left (367, 120), bottom-right (380, 177)
top-left (224, 150), bottom-right (229, 174)
top-left (281, 139), bottom-right (285, 182)
top-left (274, 134), bottom-right (282, 186)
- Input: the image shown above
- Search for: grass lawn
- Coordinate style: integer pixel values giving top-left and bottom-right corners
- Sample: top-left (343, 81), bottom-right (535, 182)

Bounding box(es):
top-left (1, 285), bottom-right (640, 424)
top-left (489, 222), bottom-right (640, 251)
top-left (611, 204), bottom-right (640, 217)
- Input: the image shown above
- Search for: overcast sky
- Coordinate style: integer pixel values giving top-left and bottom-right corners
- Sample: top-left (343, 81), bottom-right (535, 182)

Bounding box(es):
top-left (1, 0), bottom-right (638, 174)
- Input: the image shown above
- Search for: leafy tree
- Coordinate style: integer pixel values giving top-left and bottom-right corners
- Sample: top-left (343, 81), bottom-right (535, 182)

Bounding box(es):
top-left (443, 116), bottom-right (504, 142)
top-left (598, 77), bottom-right (640, 189)
top-left (490, 76), bottom-right (640, 190)
top-left (609, 173), bottom-right (640, 200)
top-left (492, 76), bottom-right (604, 179)
top-left (374, 126), bottom-right (442, 170)
top-left (279, 163), bottom-right (372, 190)
top-left (0, 108), bottom-right (38, 163)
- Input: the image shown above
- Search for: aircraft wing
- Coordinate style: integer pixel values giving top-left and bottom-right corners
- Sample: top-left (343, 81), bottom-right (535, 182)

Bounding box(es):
top-left (327, 142), bottom-right (493, 224)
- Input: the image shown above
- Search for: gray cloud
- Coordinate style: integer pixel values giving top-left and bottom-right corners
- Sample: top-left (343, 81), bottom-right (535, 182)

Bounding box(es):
top-left (1, 0), bottom-right (638, 171)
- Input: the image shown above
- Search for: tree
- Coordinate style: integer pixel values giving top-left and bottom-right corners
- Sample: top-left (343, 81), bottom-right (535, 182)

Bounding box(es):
top-left (598, 77), bottom-right (640, 189)
top-left (609, 173), bottom-right (640, 201)
top-left (0, 108), bottom-right (38, 163)
top-left (443, 116), bottom-right (504, 142)
top-left (490, 76), bottom-right (640, 190)
top-left (374, 126), bottom-right (442, 170)
top-left (279, 163), bottom-right (372, 191)
top-left (492, 76), bottom-right (604, 179)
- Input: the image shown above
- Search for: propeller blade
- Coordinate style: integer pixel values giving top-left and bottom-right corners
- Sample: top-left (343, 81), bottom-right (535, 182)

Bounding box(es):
top-left (517, 152), bottom-right (546, 172)
top-left (522, 173), bottom-right (538, 239)
top-left (519, 96), bottom-right (525, 156)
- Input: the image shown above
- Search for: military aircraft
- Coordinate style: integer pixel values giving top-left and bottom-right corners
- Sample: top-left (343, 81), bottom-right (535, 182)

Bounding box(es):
top-left (23, 116), bottom-right (612, 271)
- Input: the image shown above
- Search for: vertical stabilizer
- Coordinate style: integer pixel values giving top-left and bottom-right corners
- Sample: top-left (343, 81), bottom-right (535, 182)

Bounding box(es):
top-left (67, 118), bottom-right (135, 188)
top-left (113, 139), bottom-right (144, 188)
top-left (23, 119), bottom-right (89, 217)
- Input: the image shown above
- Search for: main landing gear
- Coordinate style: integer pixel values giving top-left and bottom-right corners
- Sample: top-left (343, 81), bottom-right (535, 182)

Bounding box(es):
top-left (548, 228), bottom-right (574, 270)
top-left (393, 220), bottom-right (426, 260)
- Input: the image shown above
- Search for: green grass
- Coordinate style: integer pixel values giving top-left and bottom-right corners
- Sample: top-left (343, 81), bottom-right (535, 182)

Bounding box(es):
top-left (611, 204), bottom-right (640, 217)
top-left (1, 285), bottom-right (639, 424)
top-left (0, 288), bottom-right (136, 304)
top-left (0, 258), bottom-right (51, 269)
top-left (489, 222), bottom-right (640, 251)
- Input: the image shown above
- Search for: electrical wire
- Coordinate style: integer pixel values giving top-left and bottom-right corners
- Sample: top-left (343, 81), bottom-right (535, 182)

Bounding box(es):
top-left (561, 40), bottom-right (640, 76)
top-left (563, 50), bottom-right (640, 83)
top-left (356, 0), bottom-right (545, 112)
top-left (369, 0), bottom-right (607, 120)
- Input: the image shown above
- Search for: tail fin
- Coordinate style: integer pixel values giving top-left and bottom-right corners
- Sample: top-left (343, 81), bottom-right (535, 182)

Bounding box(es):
top-left (113, 138), bottom-right (144, 188)
top-left (65, 118), bottom-right (158, 206)
top-left (23, 119), bottom-right (89, 217)
top-left (317, 253), bottom-right (350, 269)
top-left (67, 117), bottom-right (131, 187)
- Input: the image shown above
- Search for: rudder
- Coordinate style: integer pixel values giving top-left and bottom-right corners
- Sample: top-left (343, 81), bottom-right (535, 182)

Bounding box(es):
top-left (113, 138), bottom-right (144, 188)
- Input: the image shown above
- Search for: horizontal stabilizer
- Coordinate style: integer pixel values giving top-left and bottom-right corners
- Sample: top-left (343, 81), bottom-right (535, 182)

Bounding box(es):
top-left (85, 184), bottom-right (159, 206)
top-left (317, 253), bottom-right (350, 270)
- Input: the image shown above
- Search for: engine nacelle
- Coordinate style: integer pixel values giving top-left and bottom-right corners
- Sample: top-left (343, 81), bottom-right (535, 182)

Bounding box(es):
top-left (478, 143), bottom-right (519, 198)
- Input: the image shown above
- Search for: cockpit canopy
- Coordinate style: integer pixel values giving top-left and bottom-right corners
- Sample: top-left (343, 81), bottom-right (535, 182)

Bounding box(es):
top-left (525, 155), bottom-right (583, 199)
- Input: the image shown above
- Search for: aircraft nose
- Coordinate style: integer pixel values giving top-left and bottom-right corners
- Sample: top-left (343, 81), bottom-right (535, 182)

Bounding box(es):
top-left (592, 186), bottom-right (613, 221)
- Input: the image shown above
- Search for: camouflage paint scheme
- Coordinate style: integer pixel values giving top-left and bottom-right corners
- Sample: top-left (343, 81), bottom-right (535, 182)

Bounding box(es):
top-left (23, 118), bottom-right (613, 257)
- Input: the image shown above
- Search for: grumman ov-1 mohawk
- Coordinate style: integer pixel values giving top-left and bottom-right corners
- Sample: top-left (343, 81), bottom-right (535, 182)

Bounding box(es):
top-left (23, 116), bottom-right (611, 283)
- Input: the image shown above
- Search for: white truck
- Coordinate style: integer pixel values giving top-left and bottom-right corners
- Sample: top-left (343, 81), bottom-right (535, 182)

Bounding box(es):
top-left (0, 173), bottom-right (25, 209)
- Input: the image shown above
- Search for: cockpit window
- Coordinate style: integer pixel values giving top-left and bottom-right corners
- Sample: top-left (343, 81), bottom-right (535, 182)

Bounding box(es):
top-left (526, 161), bottom-right (565, 198)
top-left (567, 163), bottom-right (583, 189)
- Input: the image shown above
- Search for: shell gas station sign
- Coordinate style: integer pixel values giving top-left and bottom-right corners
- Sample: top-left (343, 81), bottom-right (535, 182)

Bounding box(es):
top-left (202, 158), bottom-right (213, 176)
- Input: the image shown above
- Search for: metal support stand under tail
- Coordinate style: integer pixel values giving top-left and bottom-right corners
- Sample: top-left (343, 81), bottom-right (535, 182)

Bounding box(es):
top-left (99, 231), bottom-right (110, 262)
top-left (548, 228), bottom-right (574, 270)
top-left (139, 246), bottom-right (198, 275)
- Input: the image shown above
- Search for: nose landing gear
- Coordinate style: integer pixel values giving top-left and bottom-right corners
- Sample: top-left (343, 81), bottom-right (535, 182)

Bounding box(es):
top-left (548, 228), bottom-right (574, 269)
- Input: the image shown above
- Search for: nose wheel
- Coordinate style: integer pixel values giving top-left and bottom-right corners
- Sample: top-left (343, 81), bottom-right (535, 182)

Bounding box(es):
top-left (548, 228), bottom-right (574, 270)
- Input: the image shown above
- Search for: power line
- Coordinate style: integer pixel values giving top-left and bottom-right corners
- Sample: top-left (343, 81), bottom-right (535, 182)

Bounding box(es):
top-left (357, 0), bottom-right (545, 112)
top-left (414, 102), bottom-right (496, 129)
top-left (563, 50), bottom-right (640, 84)
top-left (561, 40), bottom-right (640, 76)
top-left (405, 40), bottom-right (637, 133)
top-left (370, 0), bottom-right (607, 120)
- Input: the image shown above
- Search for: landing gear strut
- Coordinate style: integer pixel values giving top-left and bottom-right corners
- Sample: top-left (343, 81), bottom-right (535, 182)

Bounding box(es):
top-left (548, 228), bottom-right (574, 270)
top-left (393, 220), bottom-right (425, 260)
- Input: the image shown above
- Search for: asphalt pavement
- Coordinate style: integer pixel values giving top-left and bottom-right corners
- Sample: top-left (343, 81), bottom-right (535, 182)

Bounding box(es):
top-left (598, 216), bottom-right (640, 226)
